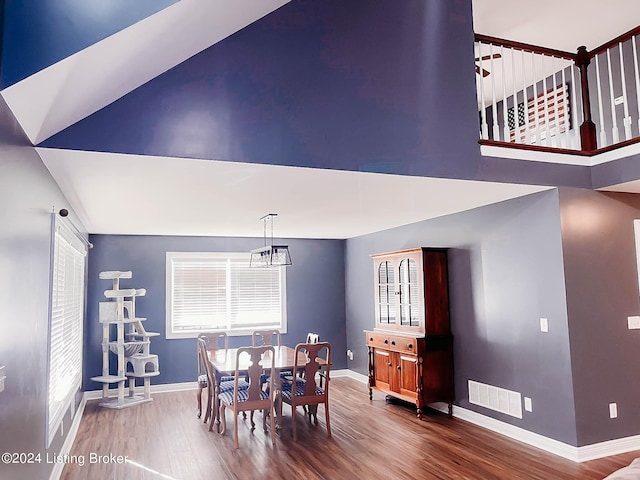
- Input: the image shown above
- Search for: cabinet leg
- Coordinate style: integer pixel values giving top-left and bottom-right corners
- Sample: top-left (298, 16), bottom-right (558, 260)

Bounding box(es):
top-left (448, 403), bottom-right (453, 417)
top-left (416, 407), bottom-right (423, 420)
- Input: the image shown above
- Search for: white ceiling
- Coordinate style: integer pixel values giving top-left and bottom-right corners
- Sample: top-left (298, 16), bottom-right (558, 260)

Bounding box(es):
top-left (4, 1), bottom-right (640, 238)
top-left (472, 0), bottom-right (640, 52)
top-left (38, 148), bottom-right (551, 239)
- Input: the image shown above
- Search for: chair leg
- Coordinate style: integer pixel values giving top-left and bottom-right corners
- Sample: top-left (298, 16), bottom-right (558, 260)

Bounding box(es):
top-left (209, 392), bottom-right (219, 432)
top-left (269, 405), bottom-right (276, 447)
top-left (203, 387), bottom-right (212, 424)
top-left (325, 402), bottom-right (331, 438)
top-left (308, 404), bottom-right (318, 424)
top-left (219, 404), bottom-right (227, 435)
top-left (291, 405), bottom-right (297, 441)
top-left (233, 410), bottom-right (240, 449)
top-left (197, 385), bottom-right (203, 418)
top-left (249, 410), bottom-right (256, 431)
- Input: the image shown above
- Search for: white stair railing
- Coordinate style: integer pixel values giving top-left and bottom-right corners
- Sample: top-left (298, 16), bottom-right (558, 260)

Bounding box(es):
top-left (476, 27), bottom-right (640, 152)
top-left (475, 36), bottom-right (578, 150)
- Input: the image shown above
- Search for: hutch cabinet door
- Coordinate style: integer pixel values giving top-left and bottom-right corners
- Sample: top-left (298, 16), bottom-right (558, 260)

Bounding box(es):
top-left (372, 249), bottom-right (425, 335)
top-left (372, 349), bottom-right (391, 390)
top-left (397, 354), bottom-right (419, 399)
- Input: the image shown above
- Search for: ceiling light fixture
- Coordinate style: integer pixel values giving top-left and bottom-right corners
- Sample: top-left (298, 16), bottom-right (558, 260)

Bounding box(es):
top-left (249, 213), bottom-right (292, 268)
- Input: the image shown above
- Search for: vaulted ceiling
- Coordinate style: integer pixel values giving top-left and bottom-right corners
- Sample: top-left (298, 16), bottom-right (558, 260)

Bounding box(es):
top-left (1, 0), bottom-right (636, 238)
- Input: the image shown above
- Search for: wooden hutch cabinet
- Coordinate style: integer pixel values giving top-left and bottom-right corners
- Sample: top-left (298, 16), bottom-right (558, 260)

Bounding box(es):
top-left (365, 247), bottom-right (454, 418)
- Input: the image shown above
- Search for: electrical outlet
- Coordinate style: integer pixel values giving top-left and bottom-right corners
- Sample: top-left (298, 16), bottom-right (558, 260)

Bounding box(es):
top-left (609, 402), bottom-right (618, 418)
top-left (628, 316), bottom-right (640, 329)
top-left (346, 349), bottom-right (354, 361)
top-left (524, 397), bottom-right (532, 412)
top-left (540, 318), bottom-right (549, 333)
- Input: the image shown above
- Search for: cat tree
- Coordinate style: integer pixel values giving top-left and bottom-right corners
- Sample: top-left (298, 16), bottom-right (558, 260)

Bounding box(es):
top-left (91, 270), bottom-right (160, 408)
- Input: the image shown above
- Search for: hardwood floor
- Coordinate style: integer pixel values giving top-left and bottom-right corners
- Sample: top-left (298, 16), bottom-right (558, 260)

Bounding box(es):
top-left (62, 377), bottom-right (638, 480)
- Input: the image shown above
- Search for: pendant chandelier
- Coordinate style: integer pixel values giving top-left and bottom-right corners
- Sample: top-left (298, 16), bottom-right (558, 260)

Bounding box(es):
top-left (249, 213), bottom-right (292, 268)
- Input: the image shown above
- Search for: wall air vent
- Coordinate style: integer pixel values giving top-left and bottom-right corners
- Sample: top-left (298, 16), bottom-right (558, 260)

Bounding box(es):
top-left (468, 380), bottom-right (523, 419)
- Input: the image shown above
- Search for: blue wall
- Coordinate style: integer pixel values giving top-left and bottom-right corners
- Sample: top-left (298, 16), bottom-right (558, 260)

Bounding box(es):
top-left (43, 0), bottom-right (482, 174)
top-left (39, 0), bottom-right (595, 189)
top-left (0, 97), bottom-right (86, 479)
top-left (1, 0), bottom-right (177, 88)
top-left (84, 234), bottom-right (346, 389)
top-left (345, 189), bottom-right (579, 445)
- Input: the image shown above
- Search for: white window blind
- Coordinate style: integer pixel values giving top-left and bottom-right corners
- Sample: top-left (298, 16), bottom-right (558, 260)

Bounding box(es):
top-left (47, 217), bottom-right (87, 447)
top-left (166, 252), bottom-right (287, 338)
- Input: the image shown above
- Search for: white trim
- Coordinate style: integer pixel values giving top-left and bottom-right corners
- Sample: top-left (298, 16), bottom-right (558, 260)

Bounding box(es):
top-left (429, 402), bottom-right (640, 463)
top-left (589, 141), bottom-right (640, 165)
top-left (480, 141), bottom-right (640, 167)
top-left (48, 395), bottom-right (89, 480)
top-left (480, 144), bottom-right (591, 166)
top-left (83, 381), bottom-right (198, 400)
top-left (331, 369), bottom-right (368, 383)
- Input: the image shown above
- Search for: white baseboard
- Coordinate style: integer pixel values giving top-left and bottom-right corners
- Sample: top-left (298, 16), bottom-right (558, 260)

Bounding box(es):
top-left (49, 394), bottom-right (89, 480)
top-left (430, 402), bottom-right (640, 463)
top-left (332, 368), bottom-right (368, 383)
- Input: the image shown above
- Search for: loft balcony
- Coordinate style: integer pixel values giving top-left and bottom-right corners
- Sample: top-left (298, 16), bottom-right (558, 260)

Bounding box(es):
top-left (475, 26), bottom-right (640, 163)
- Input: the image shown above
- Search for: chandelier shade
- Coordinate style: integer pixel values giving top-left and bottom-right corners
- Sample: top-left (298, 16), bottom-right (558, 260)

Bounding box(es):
top-left (249, 214), bottom-right (292, 268)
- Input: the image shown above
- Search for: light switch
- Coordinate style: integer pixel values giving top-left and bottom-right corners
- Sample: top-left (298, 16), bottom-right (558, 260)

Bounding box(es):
top-left (0, 365), bottom-right (5, 393)
top-left (540, 318), bottom-right (549, 333)
top-left (609, 402), bottom-right (618, 418)
top-left (524, 397), bottom-right (532, 412)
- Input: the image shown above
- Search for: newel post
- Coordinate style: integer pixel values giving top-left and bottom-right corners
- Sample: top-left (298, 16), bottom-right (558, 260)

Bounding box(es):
top-left (575, 45), bottom-right (597, 151)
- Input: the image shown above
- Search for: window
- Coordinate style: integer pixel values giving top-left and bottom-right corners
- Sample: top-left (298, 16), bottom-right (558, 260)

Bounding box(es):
top-left (47, 216), bottom-right (87, 447)
top-left (166, 252), bottom-right (287, 338)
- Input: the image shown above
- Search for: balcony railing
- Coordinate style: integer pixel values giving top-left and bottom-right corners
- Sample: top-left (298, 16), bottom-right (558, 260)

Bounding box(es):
top-left (476, 26), bottom-right (640, 154)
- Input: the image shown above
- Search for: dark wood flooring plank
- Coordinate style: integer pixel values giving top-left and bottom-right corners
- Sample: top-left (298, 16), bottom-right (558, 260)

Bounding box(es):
top-left (61, 378), bottom-right (638, 480)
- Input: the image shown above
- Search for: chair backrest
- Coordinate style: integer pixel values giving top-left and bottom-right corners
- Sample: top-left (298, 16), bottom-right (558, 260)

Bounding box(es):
top-left (306, 332), bottom-right (320, 344)
top-left (197, 332), bottom-right (228, 377)
top-left (252, 329), bottom-right (281, 347)
top-left (197, 336), bottom-right (216, 387)
top-left (292, 342), bottom-right (331, 396)
top-left (199, 332), bottom-right (229, 351)
top-left (235, 345), bottom-right (276, 403)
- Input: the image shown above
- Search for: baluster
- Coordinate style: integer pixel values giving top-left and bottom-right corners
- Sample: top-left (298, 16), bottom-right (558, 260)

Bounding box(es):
top-left (521, 49), bottom-right (532, 144)
top-left (501, 45), bottom-right (510, 143)
top-left (541, 54), bottom-right (551, 146)
top-left (490, 43), bottom-right (500, 141)
top-left (633, 35), bottom-right (640, 137)
top-left (550, 57), bottom-right (560, 148)
top-left (560, 59), bottom-right (568, 149)
top-left (618, 41), bottom-right (632, 140)
top-left (510, 47), bottom-right (519, 143)
top-left (606, 49), bottom-right (619, 143)
top-left (595, 53), bottom-right (608, 147)
top-left (478, 42), bottom-right (489, 140)
top-left (531, 51), bottom-right (539, 144)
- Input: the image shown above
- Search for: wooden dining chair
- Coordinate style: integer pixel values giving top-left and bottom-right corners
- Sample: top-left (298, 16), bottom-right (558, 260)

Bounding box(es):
top-left (197, 332), bottom-right (230, 420)
top-left (280, 341), bottom-right (331, 441)
top-left (197, 334), bottom-right (248, 429)
top-left (252, 329), bottom-right (281, 346)
top-left (218, 345), bottom-right (277, 449)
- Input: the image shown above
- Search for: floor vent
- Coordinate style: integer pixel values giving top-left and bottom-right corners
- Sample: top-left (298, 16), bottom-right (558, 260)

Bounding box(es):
top-left (468, 380), bottom-right (523, 419)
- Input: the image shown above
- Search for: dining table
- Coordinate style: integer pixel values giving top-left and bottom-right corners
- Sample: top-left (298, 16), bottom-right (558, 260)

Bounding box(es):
top-left (207, 345), bottom-right (312, 431)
